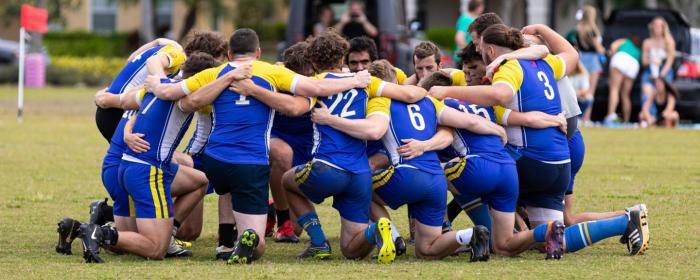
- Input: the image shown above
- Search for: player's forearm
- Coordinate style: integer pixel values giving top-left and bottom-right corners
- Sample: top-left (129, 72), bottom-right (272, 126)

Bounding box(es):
top-left (533, 24), bottom-right (579, 75)
top-left (446, 86), bottom-right (511, 106)
top-left (146, 56), bottom-right (167, 78)
top-left (152, 83), bottom-right (186, 101)
top-left (510, 111), bottom-right (560, 129)
top-left (504, 45), bottom-right (549, 61)
top-left (124, 114), bottom-right (137, 136)
top-left (249, 88), bottom-right (310, 116)
top-left (127, 40), bottom-right (158, 61)
top-left (95, 88), bottom-right (120, 109)
top-left (297, 77), bottom-right (362, 97)
top-left (403, 74), bottom-right (418, 85)
top-left (179, 76), bottom-right (232, 113)
top-left (327, 116), bottom-right (386, 140)
top-left (422, 126), bottom-right (454, 152)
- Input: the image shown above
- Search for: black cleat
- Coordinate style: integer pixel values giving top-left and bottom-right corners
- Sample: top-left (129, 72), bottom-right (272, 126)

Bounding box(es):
top-left (166, 236), bottom-right (193, 258)
top-left (544, 220), bottom-right (565, 260)
top-left (89, 198), bottom-right (114, 226)
top-left (56, 218), bottom-right (82, 255)
top-left (394, 236), bottom-right (407, 257)
top-left (468, 225), bottom-right (490, 262)
top-left (79, 224), bottom-right (104, 263)
top-left (215, 246), bottom-right (234, 261)
top-left (297, 240), bottom-right (332, 260)
top-left (228, 229), bottom-right (259, 265)
top-left (624, 209), bottom-right (650, 256)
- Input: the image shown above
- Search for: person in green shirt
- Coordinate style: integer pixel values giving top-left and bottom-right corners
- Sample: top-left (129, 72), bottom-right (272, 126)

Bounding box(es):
top-left (606, 36), bottom-right (642, 124)
top-left (453, 0), bottom-right (484, 64)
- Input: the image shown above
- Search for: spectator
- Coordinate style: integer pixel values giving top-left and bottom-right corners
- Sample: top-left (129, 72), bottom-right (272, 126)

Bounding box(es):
top-left (605, 36), bottom-right (641, 124)
top-left (575, 5), bottom-right (605, 124)
top-left (639, 17), bottom-right (678, 127)
top-left (453, 0), bottom-right (484, 64)
top-left (313, 5), bottom-right (335, 37)
top-left (334, 0), bottom-right (378, 39)
top-left (569, 61), bottom-right (592, 125)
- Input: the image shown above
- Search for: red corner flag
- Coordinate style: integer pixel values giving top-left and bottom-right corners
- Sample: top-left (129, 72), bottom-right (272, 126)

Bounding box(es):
top-left (20, 4), bottom-right (48, 33)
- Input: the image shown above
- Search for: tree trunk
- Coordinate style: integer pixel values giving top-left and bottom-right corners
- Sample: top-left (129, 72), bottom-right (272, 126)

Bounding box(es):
top-left (140, 0), bottom-right (155, 43)
top-left (179, 5), bottom-right (198, 41)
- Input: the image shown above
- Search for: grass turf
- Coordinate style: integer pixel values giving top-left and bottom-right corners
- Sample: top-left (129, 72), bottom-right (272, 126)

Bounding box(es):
top-left (0, 86), bottom-right (699, 279)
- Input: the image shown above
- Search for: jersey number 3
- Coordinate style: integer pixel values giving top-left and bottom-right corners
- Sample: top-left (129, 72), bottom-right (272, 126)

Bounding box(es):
top-left (536, 71), bottom-right (556, 100)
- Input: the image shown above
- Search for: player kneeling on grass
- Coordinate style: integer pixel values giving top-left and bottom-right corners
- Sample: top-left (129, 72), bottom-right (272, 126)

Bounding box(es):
top-left (311, 57), bottom-right (509, 261)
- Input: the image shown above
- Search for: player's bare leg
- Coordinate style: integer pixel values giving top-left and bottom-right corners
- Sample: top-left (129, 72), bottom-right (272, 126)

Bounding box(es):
top-left (413, 220), bottom-right (489, 261)
top-left (563, 195), bottom-right (625, 226)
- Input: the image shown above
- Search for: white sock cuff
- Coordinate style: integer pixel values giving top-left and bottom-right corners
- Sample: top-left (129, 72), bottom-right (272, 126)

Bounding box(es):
top-left (455, 228), bottom-right (473, 245)
top-left (390, 222), bottom-right (401, 240)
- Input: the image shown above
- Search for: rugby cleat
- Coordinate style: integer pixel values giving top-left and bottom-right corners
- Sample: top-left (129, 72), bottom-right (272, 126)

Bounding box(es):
top-left (175, 238), bottom-right (192, 249)
top-left (228, 229), bottom-right (259, 265)
top-left (274, 220), bottom-right (300, 243)
top-left (88, 198), bottom-right (114, 226)
top-left (79, 223), bottom-right (104, 263)
top-left (215, 245), bottom-right (234, 261)
top-left (468, 225), bottom-right (490, 262)
top-left (544, 220), bottom-right (565, 260)
top-left (394, 236), bottom-right (407, 257)
top-left (620, 204), bottom-right (647, 244)
top-left (375, 218), bottom-right (396, 264)
top-left (623, 209), bottom-right (650, 256)
top-left (56, 217), bottom-right (82, 255)
top-left (166, 236), bottom-right (193, 258)
top-left (297, 240), bottom-right (332, 260)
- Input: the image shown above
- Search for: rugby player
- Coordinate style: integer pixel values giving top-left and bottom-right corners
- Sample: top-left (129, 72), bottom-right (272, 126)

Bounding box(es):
top-left (402, 41), bottom-right (467, 87)
top-left (430, 24), bottom-right (649, 258)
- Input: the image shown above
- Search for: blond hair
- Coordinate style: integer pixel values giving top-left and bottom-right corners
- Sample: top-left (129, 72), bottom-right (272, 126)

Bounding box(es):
top-left (576, 5), bottom-right (601, 50)
top-left (649, 16), bottom-right (674, 49)
top-left (368, 59), bottom-right (397, 83)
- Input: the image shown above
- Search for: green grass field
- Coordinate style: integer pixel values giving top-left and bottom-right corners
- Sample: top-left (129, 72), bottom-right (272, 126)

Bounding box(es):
top-left (1, 86), bottom-right (699, 279)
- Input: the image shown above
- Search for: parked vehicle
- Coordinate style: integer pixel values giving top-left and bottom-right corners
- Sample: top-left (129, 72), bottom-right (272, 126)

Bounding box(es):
top-left (281, 0), bottom-right (413, 72)
top-left (592, 8), bottom-right (700, 122)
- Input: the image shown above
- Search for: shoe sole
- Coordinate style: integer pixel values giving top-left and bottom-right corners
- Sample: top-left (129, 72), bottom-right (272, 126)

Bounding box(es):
top-left (545, 222), bottom-right (565, 260)
top-left (228, 231), bottom-right (257, 265)
top-left (175, 239), bottom-right (192, 249)
top-left (633, 207), bottom-right (650, 256)
top-left (376, 218), bottom-right (396, 264)
top-left (273, 237), bottom-right (300, 243)
top-left (472, 227), bottom-right (490, 262)
top-left (56, 220), bottom-right (78, 255)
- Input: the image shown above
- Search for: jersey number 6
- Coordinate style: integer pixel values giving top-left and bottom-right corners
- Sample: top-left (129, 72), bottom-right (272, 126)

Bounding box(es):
top-left (407, 104), bottom-right (426, 131)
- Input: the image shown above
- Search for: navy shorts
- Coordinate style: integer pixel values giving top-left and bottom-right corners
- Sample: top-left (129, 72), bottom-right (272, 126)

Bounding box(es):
top-left (295, 161), bottom-right (371, 224)
top-left (373, 166), bottom-right (447, 227)
top-left (567, 130), bottom-right (586, 195)
top-left (271, 130), bottom-right (313, 166)
top-left (445, 156), bottom-right (519, 213)
top-left (516, 156), bottom-right (571, 211)
top-left (191, 154), bottom-right (214, 195)
top-left (101, 156), bottom-right (132, 217)
top-left (118, 161), bottom-right (176, 219)
top-left (201, 153), bottom-right (270, 215)
top-left (366, 140), bottom-right (387, 158)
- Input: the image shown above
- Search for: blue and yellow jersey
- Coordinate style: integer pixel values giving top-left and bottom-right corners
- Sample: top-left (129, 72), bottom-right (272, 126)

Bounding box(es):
top-left (271, 90), bottom-right (313, 139)
top-left (447, 69), bottom-right (467, 86)
top-left (123, 84), bottom-right (194, 170)
top-left (107, 45), bottom-right (185, 94)
top-left (104, 110), bottom-right (137, 166)
top-left (311, 73), bottom-right (386, 174)
top-left (395, 67), bottom-right (407, 85)
top-left (367, 96), bottom-right (445, 175)
top-left (443, 98), bottom-right (514, 164)
top-left (183, 105), bottom-right (213, 157)
top-left (492, 54), bottom-right (569, 162)
top-left (180, 60), bottom-right (302, 165)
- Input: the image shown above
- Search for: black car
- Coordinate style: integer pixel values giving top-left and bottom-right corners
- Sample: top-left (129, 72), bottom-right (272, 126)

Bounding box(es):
top-left (281, 0), bottom-right (413, 71)
top-left (591, 8), bottom-right (700, 122)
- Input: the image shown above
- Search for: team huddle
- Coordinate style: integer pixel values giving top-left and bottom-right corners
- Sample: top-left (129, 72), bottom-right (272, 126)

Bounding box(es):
top-left (55, 12), bottom-right (650, 264)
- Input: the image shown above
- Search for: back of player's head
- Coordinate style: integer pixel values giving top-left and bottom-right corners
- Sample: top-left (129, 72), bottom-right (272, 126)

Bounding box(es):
top-left (468, 12), bottom-right (504, 36)
top-left (420, 71), bottom-right (451, 91)
top-left (283, 41), bottom-right (311, 75)
top-left (413, 41), bottom-right (441, 65)
top-left (481, 24), bottom-right (524, 50)
top-left (468, 0), bottom-right (483, 12)
top-left (181, 52), bottom-right (219, 78)
top-left (458, 42), bottom-right (482, 64)
top-left (184, 31), bottom-right (227, 59)
top-left (306, 29), bottom-right (349, 71)
top-left (229, 28), bottom-right (260, 56)
top-left (348, 36), bottom-right (378, 61)
top-left (368, 59), bottom-right (397, 83)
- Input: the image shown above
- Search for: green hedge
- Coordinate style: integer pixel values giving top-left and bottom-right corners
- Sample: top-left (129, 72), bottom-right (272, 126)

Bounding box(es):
top-left (44, 31), bottom-right (130, 57)
top-left (426, 28), bottom-right (457, 51)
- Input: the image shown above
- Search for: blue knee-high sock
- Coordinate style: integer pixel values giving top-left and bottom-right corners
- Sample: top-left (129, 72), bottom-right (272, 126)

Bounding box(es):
top-left (564, 214), bottom-right (628, 252)
top-left (533, 223), bottom-right (548, 242)
top-left (297, 212), bottom-right (326, 246)
top-left (466, 204), bottom-right (492, 233)
top-left (364, 222), bottom-right (377, 246)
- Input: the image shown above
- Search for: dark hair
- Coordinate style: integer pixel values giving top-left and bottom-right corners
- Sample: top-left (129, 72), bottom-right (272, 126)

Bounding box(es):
top-left (368, 59), bottom-right (396, 82)
top-left (468, 0), bottom-right (483, 12)
top-left (420, 71), bottom-right (452, 91)
top-left (307, 29), bottom-right (349, 71)
top-left (184, 31), bottom-right (227, 58)
top-left (481, 24), bottom-right (524, 50)
top-left (468, 12), bottom-right (504, 36)
top-left (413, 41), bottom-right (441, 64)
top-left (458, 42), bottom-right (482, 64)
top-left (181, 52), bottom-right (219, 78)
top-left (348, 36), bottom-right (378, 61)
top-left (229, 28), bottom-right (259, 55)
top-left (282, 41), bottom-right (310, 74)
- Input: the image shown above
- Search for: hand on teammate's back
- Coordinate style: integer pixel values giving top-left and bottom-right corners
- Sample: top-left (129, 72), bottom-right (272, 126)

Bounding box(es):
top-left (229, 64), bottom-right (253, 81)
top-left (396, 139), bottom-right (426, 160)
top-left (229, 79), bottom-right (257, 96)
top-left (428, 86), bottom-right (449, 100)
top-left (520, 24), bottom-right (544, 36)
top-left (556, 113), bottom-right (567, 135)
top-left (124, 132), bottom-right (150, 153)
top-left (144, 75), bottom-right (160, 93)
top-left (310, 102), bottom-right (334, 125)
top-left (354, 70), bottom-right (371, 88)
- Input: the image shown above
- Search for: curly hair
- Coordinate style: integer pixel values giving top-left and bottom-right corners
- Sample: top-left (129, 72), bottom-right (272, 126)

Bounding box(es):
top-left (282, 41), bottom-right (310, 74)
top-left (181, 52), bottom-right (219, 78)
top-left (184, 31), bottom-right (227, 59)
top-left (306, 29), bottom-right (349, 71)
top-left (458, 42), bottom-right (481, 64)
top-left (348, 36), bottom-right (378, 61)
top-left (413, 41), bottom-right (441, 64)
top-left (368, 59), bottom-right (397, 83)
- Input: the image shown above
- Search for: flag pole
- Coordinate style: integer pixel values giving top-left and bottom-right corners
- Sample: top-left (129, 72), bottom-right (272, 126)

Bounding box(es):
top-left (17, 27), bottom-right (26, 124)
